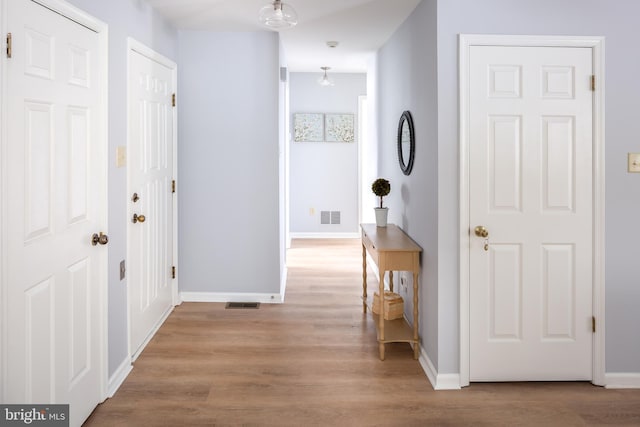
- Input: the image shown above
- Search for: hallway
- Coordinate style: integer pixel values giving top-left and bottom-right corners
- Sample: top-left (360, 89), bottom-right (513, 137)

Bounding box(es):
top-left (85, 239), bottom-right (640, 426)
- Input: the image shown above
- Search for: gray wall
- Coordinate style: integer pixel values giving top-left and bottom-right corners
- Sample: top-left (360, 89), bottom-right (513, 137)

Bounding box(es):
top-left (289, 73), bottom-right (366, 234)
top-left (65, 0), bottom-right (178, 378)
top-left (63, 0), bottom-right (640, 381)
top-left (178, 31), bottom-right (281, 295)
top-left (378, 0), bottom-right (640, 374)
top-left (376, 0), bottom-right (439, 368)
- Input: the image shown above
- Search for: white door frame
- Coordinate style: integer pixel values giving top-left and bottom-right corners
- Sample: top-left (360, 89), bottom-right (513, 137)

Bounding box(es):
top-left (459, 34), bottom-right (605, 387)
top-left (0, 0), bottom-right (109, 402)
top-left (358, 95), bottom-right (367, 225)
top-left (125, 38), bottom-right (178, 360)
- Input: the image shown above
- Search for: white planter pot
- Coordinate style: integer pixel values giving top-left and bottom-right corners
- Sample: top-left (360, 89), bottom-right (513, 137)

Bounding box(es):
top-left (374, 207), bottom-right (388, 227)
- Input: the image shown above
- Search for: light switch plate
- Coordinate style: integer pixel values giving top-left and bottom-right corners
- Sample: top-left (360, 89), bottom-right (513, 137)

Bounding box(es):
top-left (628, 153), bottom-right (640, 173)
top-left (116, 146), bottom-right (126, 168)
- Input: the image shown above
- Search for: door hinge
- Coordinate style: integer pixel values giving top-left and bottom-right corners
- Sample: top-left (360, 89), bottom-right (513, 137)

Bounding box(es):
top-left (6, 33), bottom-right (12, 58)
top-left (590, 75), bottom-right (596, 91)
top-left (172, 93), bottom-right (176, 107)
top-left (592, 316), bottom-right (596, 333)
top-left (171, 266), bottom-right (176, 279)
top-left (171, 180), bottom-right (176, 193)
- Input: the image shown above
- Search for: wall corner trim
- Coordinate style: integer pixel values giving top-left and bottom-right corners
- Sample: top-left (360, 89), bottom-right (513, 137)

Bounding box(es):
top-left (107, 358), bottom-right (133, 398)
top-left (419, 347), bottom-right (462, 390)
top-left (604, 373), bottom-right (640, 389)
top-left (280, 266), bottom-right (288, 302)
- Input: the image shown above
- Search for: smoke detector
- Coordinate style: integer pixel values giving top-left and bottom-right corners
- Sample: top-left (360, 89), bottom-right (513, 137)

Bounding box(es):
top-left (326, 41), bottom-right (339, 48)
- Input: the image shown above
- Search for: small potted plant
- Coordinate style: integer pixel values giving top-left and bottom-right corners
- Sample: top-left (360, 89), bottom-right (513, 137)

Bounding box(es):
top-left (371, 178), bottom-right (391, 227)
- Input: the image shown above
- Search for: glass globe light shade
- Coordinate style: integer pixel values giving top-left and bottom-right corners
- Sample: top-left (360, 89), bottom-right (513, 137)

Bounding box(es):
top-left (259, 1), bottom-right (298, 29)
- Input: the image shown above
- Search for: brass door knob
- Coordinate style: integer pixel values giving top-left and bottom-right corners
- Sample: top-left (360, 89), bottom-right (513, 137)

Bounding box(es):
top-left (474, 226), bottom-right (489, 238)
top-left (133, 213), bottom-right (146, 224)
top-left (91, 232), bottom-right (109, 246)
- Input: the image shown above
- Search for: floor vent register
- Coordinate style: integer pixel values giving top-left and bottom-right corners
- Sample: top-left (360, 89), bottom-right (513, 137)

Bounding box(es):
top-left (225, 302), bottom-right (261, 309)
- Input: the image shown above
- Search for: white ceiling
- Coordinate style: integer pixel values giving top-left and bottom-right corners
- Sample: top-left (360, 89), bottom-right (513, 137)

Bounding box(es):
top-left (144, 0), bottom-right (422, 72)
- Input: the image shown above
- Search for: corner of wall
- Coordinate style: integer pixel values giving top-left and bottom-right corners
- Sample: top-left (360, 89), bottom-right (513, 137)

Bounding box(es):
top-left (107, 357), bottom-right (133, 398)
top-left (419, 345), bottom-right (461, 390)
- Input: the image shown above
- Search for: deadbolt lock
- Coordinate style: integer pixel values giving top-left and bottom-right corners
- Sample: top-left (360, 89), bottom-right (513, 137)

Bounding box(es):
top-left (132, 193), bottom-right (139, 203)
top-left (133, 213), bottom-right (146, 224)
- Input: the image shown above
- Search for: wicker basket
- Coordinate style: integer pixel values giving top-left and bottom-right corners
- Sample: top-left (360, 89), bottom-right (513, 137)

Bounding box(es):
top-left (372, 291), bottom-right (404, 320)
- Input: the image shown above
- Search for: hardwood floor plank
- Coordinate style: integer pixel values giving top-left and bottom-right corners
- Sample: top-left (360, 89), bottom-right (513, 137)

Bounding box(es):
top-left (84, 238), bottom-right (640, 426)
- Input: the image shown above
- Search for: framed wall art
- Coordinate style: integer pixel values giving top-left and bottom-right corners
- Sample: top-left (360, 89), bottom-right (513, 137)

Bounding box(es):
top-left (293, 113), bottom-right (324, 142)
top-left (325, 113), bottom-right (354, 143)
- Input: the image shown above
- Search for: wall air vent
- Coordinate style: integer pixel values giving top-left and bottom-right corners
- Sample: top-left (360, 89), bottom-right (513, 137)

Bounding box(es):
top-left (321, 211), bottom-right (330, 224)
top-left (321, 210), bottom-right (341, 224)
top-left (330, 211), bottom-right (341, 224)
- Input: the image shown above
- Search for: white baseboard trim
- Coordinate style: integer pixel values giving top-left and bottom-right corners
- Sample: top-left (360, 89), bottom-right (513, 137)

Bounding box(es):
top-left (290, 232), bottom-right (360, 239)
top-left (418, 347), bottom-right (461, 390)
top-left (605, 373), bottom-right (640, 389)
top-left (280, 266), bottom-right (288, 303)
top-left (131, 305), bottom-right (174, 362)
top-left (180, 291), bottom-right (284, 304)
top-left (107, 357), bottom-right (133, 398)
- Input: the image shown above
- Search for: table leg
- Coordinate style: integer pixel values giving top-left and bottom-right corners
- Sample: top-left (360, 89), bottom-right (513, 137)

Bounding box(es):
top-left (389, 271), bottom-right (394, 292)
top-left (362, 244), bottom-right (367, 313)
top-left (413, 271), bottom-right (419, 360)
top-left (378, 266), bottom-right (385, 360)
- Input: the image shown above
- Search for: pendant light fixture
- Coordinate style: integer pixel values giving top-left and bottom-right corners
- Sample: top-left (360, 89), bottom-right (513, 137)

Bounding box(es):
top-left (318, 66), bottom-right (334, 87)
top-left (259, 0), bottom-right (298, 29)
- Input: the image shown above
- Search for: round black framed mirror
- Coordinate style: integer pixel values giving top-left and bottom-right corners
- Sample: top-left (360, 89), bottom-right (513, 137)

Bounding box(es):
top-left (397, 110), bottom-right (415, 175)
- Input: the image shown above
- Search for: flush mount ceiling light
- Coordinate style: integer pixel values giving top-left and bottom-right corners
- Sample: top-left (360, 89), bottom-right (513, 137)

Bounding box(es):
top-left (318, 66), bottom-right (334, 87)
top-left (259, 0), bottom-right (298, 29)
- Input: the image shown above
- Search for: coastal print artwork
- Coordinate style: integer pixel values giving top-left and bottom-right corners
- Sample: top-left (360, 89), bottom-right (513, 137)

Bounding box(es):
top-left (325, 114), bottom-right (354, 143)
top-left (293, 113), bottom-right (324, 142)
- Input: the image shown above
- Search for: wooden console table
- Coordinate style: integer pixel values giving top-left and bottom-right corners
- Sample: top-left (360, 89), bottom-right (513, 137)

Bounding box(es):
top-left (361, 223), bottom-right (422, 360)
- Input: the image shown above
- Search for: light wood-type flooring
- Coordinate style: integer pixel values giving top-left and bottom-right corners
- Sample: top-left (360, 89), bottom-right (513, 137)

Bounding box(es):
top-left (85, 239), bottom-right (640, 426)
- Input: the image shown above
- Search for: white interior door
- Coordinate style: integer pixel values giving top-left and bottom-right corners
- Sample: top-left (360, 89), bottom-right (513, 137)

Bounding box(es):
top-left (469, 45), bottom-right (593, 381)
top-left (3, 0), bottom-right (106, 423)
top-left (127, 44), bottom-right (176, 359)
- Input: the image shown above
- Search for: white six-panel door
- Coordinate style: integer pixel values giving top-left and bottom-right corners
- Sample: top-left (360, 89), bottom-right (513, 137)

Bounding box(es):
top-left (469, 45), bottom-right (594, 381)
top-left (3, 0), bottom-right (106, 423)
top-left (127, 43), bottom-right (176, 359)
